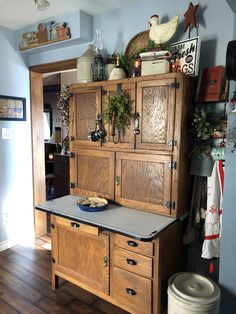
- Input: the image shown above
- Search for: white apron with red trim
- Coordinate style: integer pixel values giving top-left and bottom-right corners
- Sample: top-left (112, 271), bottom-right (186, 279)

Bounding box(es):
top-left (202, 161), bottom-right (224, 259)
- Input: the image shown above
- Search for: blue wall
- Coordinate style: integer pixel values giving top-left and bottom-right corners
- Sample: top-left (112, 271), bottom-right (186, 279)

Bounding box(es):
top-left (218, 12), bottom-right (236, 313)
top-left (0, 26), bottom-right (34, 250)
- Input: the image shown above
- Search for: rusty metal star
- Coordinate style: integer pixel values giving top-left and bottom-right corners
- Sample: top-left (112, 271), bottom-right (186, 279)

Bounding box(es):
top-left (184, 2), bottom-right (199, 33)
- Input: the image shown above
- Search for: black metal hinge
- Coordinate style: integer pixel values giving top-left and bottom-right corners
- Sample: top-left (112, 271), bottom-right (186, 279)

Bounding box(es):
top-left (170, 82), bottom-right (180, 89)
top-left (168, 161), bottom-right (177, 169)
top-left (70, 182), bottom-right (75, 189)
top-left (169, 140), bottom-right (177, 147)
top-left (166, 201), bottom-right (175, 209)
top-left (69, 152), bottom-right (75, 158)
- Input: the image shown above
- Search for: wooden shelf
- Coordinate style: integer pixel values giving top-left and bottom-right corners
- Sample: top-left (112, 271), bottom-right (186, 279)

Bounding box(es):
top-left (19, 36), bottom-right (71, 51)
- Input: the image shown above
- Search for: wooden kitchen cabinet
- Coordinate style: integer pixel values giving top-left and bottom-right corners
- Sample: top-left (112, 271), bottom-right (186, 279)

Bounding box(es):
top-left (35, 73), bottom-right (195, 314)
top-left (51, 215), bottom-right (110, 295)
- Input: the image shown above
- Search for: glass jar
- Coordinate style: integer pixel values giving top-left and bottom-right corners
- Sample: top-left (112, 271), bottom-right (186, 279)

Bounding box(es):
top-left (92, 29), bottom-right (105, 81)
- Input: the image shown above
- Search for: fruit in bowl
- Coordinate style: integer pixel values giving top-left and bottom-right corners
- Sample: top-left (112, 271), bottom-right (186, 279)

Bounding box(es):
top-left (77, 197), bottom-right (108, 212)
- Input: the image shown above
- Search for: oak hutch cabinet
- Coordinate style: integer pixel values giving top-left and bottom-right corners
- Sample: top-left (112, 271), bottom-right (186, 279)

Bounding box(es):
top-left (37, 72), bottom-right (195, 314)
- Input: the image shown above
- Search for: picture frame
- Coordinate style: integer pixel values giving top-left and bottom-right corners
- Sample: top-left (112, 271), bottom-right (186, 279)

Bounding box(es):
top-left (0, 95), bottom-right (26, 121)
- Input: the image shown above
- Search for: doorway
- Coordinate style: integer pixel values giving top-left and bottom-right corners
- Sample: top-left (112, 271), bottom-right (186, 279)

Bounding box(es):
top-left (30, 58), bottom-right (77, 236)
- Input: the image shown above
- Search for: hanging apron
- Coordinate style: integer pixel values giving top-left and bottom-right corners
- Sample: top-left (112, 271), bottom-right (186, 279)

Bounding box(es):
top-left (201, 160), bottom-right (224, 259)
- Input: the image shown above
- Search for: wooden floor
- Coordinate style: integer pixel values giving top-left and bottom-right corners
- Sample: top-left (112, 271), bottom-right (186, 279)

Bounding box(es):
top-left (0, 235), bottom-right (129, 314)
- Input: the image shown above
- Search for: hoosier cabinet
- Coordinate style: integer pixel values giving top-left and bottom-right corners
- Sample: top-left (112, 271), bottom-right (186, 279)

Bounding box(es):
top-left (36, 72), bottom-right (196, 314)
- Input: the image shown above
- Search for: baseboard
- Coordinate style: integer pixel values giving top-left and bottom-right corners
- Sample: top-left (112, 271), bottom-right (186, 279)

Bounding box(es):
top-left (0, 240), bottom-right (17, 252)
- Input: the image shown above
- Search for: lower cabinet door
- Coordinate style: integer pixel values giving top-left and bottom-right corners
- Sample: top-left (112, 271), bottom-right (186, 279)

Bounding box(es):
top-left (112, 266), bottom-right (152, 314)
top-left (115, 152), bottom-right (173, 215)
top-left (52, 216), bottom-right (110, 295)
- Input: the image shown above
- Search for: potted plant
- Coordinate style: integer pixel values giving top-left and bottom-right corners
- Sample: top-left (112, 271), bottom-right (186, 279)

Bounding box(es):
top-left (189, 143), bottom-right (214, 177)
top-left (103, 93), bottom-right (132, 143)
top-left (191, 107), bottom-right (220, 139)
top-left (189, 107), bottom-right (220, 176)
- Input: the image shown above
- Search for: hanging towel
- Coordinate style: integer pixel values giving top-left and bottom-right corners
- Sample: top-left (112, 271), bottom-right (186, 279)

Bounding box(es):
top-left (201, 161), bottom-right (224, 259)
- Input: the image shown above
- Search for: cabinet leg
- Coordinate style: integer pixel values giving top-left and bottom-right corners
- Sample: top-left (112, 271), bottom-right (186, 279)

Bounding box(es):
top-left (52, 273), bottom-right (59, 290)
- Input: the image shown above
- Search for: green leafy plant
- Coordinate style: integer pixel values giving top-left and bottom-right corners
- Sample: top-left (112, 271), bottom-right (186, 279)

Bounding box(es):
top-left (103, 94), bottom-right (132, 130)
top-left (191, 107), bottom-right (220, 139)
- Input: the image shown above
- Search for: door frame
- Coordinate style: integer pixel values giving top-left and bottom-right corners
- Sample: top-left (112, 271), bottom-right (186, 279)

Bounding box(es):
top-left (30, 58), bottom-right (77, 236)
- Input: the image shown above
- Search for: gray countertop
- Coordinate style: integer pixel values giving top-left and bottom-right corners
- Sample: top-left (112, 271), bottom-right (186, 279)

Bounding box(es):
top-left (36, 195), bottom-right (176, 241)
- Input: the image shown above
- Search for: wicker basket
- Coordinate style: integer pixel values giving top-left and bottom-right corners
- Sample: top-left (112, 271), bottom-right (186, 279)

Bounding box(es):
top-left (125, 30), bottom-right (150, 59)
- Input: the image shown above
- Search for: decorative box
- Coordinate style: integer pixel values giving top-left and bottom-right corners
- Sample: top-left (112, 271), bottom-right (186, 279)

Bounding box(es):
top-left (141, 60), bottom-right (170, 76)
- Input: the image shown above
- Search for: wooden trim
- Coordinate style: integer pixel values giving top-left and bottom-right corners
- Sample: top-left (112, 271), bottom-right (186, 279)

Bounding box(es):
top-left (30, 58), bottom-right (77, 73)
top-left (30, 71), bottom-right (47, 236)
top-left (30, 58), bottom-right (77, 236)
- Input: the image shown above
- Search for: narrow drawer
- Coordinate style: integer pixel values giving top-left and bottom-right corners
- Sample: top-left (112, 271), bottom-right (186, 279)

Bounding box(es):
top-left (112, 266), bottom-right (152, 314)
top-left (114, 247), bottom-right (152, 278)
top-left (53, 216), bottom-right (99, 236)
top-left (114, 234), bottom-right (153, 256)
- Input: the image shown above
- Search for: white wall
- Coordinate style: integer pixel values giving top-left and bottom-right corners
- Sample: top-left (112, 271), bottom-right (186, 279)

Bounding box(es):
top-left (0, 26), bottom-right (34, 250)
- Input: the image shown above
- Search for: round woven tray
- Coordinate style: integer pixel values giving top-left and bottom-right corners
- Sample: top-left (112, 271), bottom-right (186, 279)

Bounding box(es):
top-left (125, 30), bottom-right (150, 59)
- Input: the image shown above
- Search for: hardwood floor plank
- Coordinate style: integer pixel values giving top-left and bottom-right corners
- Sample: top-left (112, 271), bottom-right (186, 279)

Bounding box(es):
top-left (92, 298), bottom-right (130, 314)
top-left (0, 282), bottom-right (46, 314)
top-left (36, 297), bottom-right (74, 314)
top-left (0, 267), bottom-right (42, 303)
top-left (60, 281), bottom-right (97, 305)
top-left (11, 245), bottom-right (42, 261)
top-left (0, 255), bottom-right (74, 306)
top-left (67, 299), bottom-right (104, 314)
top-left (5, 253), bottom-right (51, 282)
top-left (0, 300), bottom-right (19, 314)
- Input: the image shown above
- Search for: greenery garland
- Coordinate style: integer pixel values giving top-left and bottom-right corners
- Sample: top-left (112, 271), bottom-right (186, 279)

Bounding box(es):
top-left (103, 94), bottom-right (132, 130)
top-left (57, 86), bottom-right (72, 134)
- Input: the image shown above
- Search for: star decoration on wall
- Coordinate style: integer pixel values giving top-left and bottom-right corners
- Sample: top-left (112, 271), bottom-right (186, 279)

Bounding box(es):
top-left (184, 2), bottom-right (199, 33)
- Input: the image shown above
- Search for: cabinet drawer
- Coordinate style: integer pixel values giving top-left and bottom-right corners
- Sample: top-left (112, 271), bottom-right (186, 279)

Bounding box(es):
top-left (114, 247), bottom-right (152, 278)
top-left (54, 216), bottom-right (99, 236)
top-left (114, 234), bottom-right (153, 256)
top-left (112, 266), bottom-right (152, 314)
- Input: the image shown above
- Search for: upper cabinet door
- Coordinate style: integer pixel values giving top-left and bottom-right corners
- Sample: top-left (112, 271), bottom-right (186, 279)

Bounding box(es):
top-left (115, 152), bottom-right (173, 216)
top-left (136, 79), bottom-right (176, 151)
top-left (102, 82), bottom-right (136, 149)
top-left (70, 86), bottom-right (102, 147)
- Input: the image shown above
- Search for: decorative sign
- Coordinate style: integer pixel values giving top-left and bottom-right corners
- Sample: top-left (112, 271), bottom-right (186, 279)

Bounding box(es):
top-left (169, 36), bottom-right (200, 76)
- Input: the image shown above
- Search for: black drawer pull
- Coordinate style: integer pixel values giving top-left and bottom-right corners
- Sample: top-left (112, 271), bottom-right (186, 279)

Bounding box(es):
top-left (71, 222), bottom-right (80, 228)
top-left (126, 258), bottom-right (137, 266)
top-left (51, 257), bottom-right (56, 263)
top-left (51, 223), bottom-right (55, 229)
top-left (126, 288), bottom-right (136, 296)
top-left (127, 240), bottom-right (138, 247)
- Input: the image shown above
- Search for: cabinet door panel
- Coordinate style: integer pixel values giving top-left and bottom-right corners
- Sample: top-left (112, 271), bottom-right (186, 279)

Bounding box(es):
top-left (52, 216), bottom-right (109, 295)
top-left (136, 79), bottom-right (176, 151)
top-left (116, 152), bottom-right (172, 215)
top-left (102, 82), bottom-right (135, 148)
top-left (70, 149), bottom-right (115, 200)
top-left (70, 86), bottom-right (102, 146)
